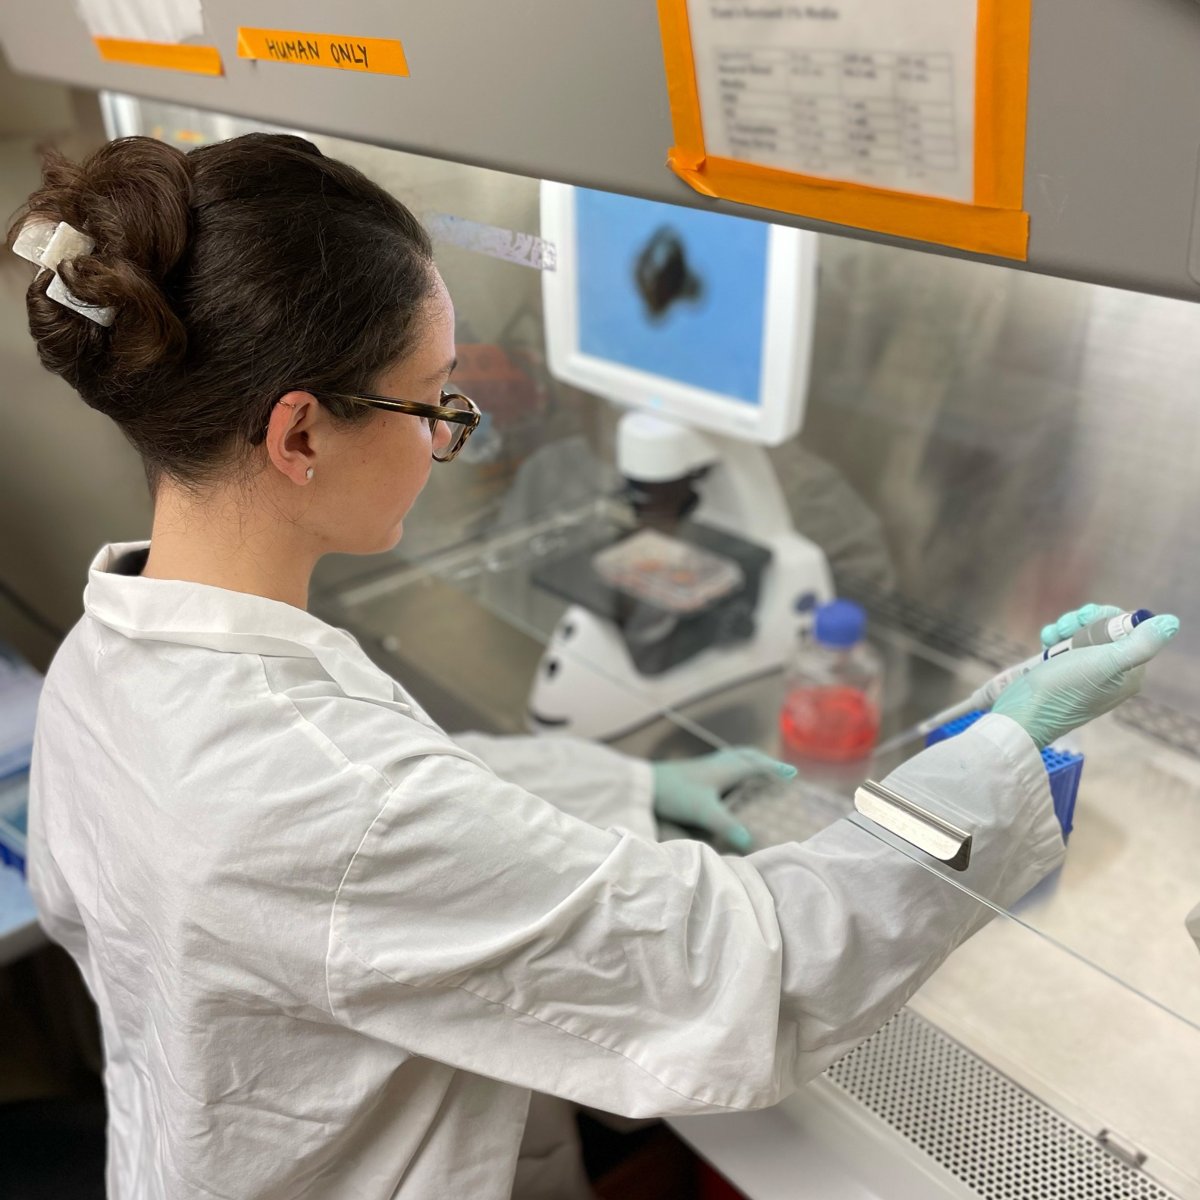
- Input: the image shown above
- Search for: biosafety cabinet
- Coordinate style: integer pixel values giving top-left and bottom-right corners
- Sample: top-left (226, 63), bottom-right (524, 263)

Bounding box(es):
top-left (4, 4), bottom-right (1200, 1198)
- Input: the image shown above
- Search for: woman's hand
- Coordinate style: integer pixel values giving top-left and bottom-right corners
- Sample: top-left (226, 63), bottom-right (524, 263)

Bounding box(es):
top-left (993, 604), bottom-right (1179, 749)
top-left (652, 748), bottom-right (796, 852)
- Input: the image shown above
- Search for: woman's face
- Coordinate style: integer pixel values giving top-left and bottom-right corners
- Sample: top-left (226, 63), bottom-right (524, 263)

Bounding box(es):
top-left (314, 273), bottom-right (458, 556)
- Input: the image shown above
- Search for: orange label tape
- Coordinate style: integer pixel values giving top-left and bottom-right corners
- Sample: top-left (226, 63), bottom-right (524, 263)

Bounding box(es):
top-left (237, 28), bottom-right (408, 77)
top-left (93, 38), bottom-right (223, 76)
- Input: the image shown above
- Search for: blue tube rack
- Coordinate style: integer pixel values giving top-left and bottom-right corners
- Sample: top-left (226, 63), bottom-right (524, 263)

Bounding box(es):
top-left (925, 711), bottom-right (1083, 837)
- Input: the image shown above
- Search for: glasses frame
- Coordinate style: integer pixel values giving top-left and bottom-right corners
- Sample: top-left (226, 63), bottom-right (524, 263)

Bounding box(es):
top-left (314, 388), bottom-right (482, 463)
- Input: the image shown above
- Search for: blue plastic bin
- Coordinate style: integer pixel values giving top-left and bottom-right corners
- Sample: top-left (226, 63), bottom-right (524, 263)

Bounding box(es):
top-left (926, 710), bottom-right (1083, 837)
top-left (0, 769), bottom-right (29, 876)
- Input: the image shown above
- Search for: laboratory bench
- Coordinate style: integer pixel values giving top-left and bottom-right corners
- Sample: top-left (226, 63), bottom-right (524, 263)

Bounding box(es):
top-left (315, 517), bottom-right (1200, 1200)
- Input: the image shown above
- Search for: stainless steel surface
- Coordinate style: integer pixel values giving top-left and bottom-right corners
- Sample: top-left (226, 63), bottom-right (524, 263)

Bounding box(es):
top-left (854, 778), bottom-right (973, 870)
top-left (907, 864), bottom-right (1200, 1196)
top-left (723, 773), bottom-right (850, 850)
top-left (320, 543), bottom-right (1200, 1021)
top-left (787, 235), bottom-right (1200, 722)
top-left (281, 151), bottom-right (1200, 1050)
top-left (1099, 1129), bottom-right (1151, 1173)
top-left (672, 1076), bottom-right (978, 1200)
top-left (322, 552), bottom-right (1200, 1186)
top-left (825, 1009), bottom-right (1189, 1200)
top-left (99, 95), bottom-right (1200, 730)
top-left (10, 1), bottom-right (1200, 296)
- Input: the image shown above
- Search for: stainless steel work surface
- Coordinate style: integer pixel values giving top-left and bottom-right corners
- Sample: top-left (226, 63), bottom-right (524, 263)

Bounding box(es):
top-left (675, 1010), bottom-right (1200, 1200)
top-left (320, 538), bottom-right (1200, 1191)
top-left (7, 1), bottom-right (1200, 297)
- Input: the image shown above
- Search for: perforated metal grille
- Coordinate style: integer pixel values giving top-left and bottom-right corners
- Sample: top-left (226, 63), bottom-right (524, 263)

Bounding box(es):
top-left (825, 1010), bottom-right (1181, 1200)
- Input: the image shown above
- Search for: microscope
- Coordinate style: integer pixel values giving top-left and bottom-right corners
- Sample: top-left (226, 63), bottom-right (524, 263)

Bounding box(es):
top-left (526, 185), bottom-right (832, 741)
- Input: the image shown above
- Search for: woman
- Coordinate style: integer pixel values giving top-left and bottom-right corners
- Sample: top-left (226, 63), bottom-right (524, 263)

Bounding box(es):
top-left (13, 134), bottom-right (1177, 1199)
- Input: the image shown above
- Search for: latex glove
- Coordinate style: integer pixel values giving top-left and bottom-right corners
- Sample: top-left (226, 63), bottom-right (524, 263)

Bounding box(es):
top-left (1038, 602), bottom-right (1124, 650)
top-left (652, 748), bottom-right (796, 852)
top-left (993, 604), bottom-right (1180, 749)
top-left (931, 604), bottom-right (1141, 724)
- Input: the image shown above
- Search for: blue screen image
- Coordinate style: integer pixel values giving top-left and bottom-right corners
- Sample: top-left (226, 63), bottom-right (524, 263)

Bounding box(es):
top-left (574, 189), bottom-right (769, 406)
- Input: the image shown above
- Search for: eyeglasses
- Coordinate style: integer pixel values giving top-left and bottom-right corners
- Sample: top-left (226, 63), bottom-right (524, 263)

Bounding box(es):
top-left (313, 388), bottom-right (482, 463)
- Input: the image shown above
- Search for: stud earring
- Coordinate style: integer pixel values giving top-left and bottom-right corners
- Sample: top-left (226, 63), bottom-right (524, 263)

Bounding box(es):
top-left (305, 467), bottom-right (314, 480)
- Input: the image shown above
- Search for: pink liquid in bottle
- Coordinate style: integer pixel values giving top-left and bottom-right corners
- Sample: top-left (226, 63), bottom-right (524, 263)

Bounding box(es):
top-left (779, 599), bottom-right (882, 763)
top-left (780, 684), bottom-right (880, 762)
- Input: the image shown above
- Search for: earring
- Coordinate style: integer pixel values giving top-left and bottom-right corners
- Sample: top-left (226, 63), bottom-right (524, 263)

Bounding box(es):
top-left (305, 467), bottom-right (314, 480)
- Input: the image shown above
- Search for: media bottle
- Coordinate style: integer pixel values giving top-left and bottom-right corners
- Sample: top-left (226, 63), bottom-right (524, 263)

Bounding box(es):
top-left (779, 599), bottom-right (883, 762)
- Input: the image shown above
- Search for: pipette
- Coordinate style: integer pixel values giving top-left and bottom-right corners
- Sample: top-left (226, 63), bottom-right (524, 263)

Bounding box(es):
top-left (914, 608), bottom-right (1153, 737)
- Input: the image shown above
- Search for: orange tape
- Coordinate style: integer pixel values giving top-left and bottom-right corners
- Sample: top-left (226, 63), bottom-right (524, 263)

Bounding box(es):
top-left (975, 0), bottom-right (1031, 210)
top-left (657, 0), bottom-right (706, 172)
top-left (656, 0), bottom-right (1031, 260)
top-left (670, 155), bottom-right (1027, 259)
top-left (237, 28), bottom-right (408, 77)
top-left (93, 37), bottom-right (223, 76)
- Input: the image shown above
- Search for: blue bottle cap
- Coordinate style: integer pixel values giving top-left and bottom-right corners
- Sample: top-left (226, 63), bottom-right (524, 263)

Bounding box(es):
top-left (814, 599), bottom-right (866, 648)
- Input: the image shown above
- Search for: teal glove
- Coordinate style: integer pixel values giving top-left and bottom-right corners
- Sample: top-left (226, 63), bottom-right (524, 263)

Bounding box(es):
top-left (652, 748), bottom-right (796, 852)
top-left (993, 604), bottom-right (1180, 749)
top-left (1038, 602), bottom-right (1123, 650)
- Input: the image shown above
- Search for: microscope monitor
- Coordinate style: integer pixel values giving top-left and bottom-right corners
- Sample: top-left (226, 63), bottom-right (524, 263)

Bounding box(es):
top-left (541, 183), bottom-right (817, 447)
top-left (530, 184), bottom-right (832, 739)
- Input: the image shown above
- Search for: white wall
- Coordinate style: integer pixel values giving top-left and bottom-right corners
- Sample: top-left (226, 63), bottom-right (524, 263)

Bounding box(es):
top-left (0, 57), bottom-right (72, 136)
top-left (0, 113), bottom-right (152, 669)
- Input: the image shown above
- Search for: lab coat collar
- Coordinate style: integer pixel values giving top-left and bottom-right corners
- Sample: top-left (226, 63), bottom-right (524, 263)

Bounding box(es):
top-left (83, 541), bottom-right (396, 703)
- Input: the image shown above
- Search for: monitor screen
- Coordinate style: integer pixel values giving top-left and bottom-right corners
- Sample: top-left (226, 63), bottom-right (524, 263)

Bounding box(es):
top-left (575, 189), bottom-right (770, 407)
top-left (542, 182), bottom-right (817, 446)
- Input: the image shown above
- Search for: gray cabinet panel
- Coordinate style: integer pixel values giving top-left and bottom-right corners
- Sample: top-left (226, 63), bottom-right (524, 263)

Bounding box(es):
top-left (4, 0), bottom-right (1200, 298)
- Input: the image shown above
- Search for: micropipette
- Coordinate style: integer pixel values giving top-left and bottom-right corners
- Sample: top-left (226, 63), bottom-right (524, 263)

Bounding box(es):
top-left (914, 608), bottom-right (1153, 737)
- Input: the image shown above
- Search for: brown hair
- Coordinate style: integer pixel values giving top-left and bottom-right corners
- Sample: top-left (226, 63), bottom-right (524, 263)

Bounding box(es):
top-left (8, 133), bottom-right (436, 490)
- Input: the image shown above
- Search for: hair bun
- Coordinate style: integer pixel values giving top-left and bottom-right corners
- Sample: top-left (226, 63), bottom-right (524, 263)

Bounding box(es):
top-left (9, 136), bottom-right (193, 395)
top-left (10, 131), bottom-right (435, 491)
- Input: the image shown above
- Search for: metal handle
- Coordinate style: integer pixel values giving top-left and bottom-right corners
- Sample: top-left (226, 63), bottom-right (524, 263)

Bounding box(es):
top-left (854, 779), bottom-right (973, 871)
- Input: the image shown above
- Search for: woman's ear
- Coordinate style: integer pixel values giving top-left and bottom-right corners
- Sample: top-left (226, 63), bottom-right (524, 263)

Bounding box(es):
top-left (264, 391), bottom-right (319, 485)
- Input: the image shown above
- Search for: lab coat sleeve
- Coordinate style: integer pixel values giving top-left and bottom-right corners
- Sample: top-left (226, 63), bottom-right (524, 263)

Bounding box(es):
top-left (25, 769), bottom-right (89, 965)
top-left (450, 732), bottom-right (656, 841)
top-left (749, 712), bottom-right (1064, 1065)
top-left (326, 712), bottom-right (1062, 1117)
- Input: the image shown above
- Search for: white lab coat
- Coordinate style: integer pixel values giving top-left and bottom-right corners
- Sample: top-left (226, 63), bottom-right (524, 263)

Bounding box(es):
top-left (29, 542), bottom-right (1065, 1200)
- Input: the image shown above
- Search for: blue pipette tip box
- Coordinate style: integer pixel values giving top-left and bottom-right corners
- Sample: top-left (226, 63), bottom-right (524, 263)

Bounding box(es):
top-left (925, 711), bottom-right (1082, 838)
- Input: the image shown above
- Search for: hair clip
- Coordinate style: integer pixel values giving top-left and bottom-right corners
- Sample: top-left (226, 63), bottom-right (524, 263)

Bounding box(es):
top-left (12, 218), bottom-right (115, 327)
